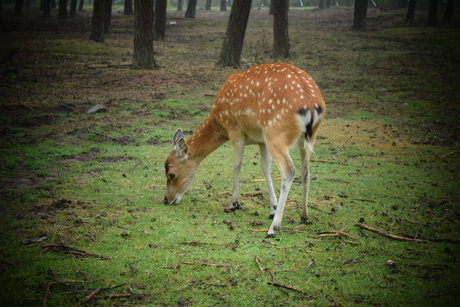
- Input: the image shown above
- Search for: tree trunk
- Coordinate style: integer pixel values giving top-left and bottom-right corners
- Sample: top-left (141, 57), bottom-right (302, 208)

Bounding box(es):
top-left (133, 0), bottom-right (158, 69)
top-left (353, 0), bottom-right (368, 29)
top-left (78, 0), bottom-right (84, 11)
top-left (185, 0), bottom-right (197, 18)
top-left (13, 0), bottom-right (24, 16)
top-left (58, 0), bottom-right (68, 19)
top-left (177, 0), bottom-right (183, 11)
top-left (443, 0), bottom-right (453, 22)
top-left (405, 0), bottom-right (416, 22)
top-left (43, 0), bottom-right (51, 17)
top-left (269, 0), bottom-right (274, 15)
top-left (154, 0), bottom-right (167, 41)
top-left (217, 0), bottom-right (252, 68)
top-left (426, 0), bottom-right (437, 25)
top-left (90, 0), bottom-right (105, 42)
top-left (70, 0), bottom-right (77, 17)
top-left (104, 0), bottom-right (112, 34)
top-left (124, 0), bottom-right (133, 15)
top-left (205, 0), bottom-right (212, 10)
top-left (273, 0), bottom-right (289, 59)
top-left (220, 0), bottom-right (227, 11)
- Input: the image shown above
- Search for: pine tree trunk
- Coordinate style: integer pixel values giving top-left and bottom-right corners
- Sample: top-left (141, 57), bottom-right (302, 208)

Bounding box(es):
top-left (70, 0), bottom-right (77, 17)
top-left (58, 0), bottom-right (68, 19)
top-left (405, 0), bottom-right (416, 22)
top-left (273, 0), bottom-right (290, 59)
top-left (426, 0), bottom-right (437, 25)
top-left (133, 0), bottom-right (158, 69)
top-left (43, 0), bottom-right (51, 17)
top-left (443, 0), bottom-right (453, 22)
top-left (217, 0), bottom-right (252, 68)
top-left (90, 0), bottom-right (105, 42)
top-left (185, 0), bottom-right (197, 18)
top-left (353, 0), bottom-right (368, 29)
top-left (154, 0), bottom-right (167, 41)
top-left (104, 0), bottom-right (112, 34)
top-left (124, 0), bottom-right (133, 15)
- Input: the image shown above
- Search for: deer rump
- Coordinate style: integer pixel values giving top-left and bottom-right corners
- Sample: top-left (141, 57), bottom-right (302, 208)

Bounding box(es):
top-left (164, 63), bottom-right (326, 237)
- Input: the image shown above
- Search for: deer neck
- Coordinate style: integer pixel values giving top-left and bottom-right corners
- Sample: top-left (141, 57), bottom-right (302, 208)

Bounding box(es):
top-left (186, 115), bottom-right (228, 165)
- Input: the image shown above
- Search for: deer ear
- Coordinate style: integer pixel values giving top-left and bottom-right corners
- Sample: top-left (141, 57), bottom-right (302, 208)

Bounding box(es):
top-left (175, 138), bottom-right (188, 160)
top-left (173, 129), bottom-right (184, 145)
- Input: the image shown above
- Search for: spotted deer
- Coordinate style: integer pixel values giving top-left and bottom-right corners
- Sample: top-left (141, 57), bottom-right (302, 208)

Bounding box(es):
top-left (164, 63), bottom-right (326, 237)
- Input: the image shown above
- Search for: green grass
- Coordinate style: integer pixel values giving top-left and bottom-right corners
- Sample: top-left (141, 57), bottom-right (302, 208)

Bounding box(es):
top-left (1, 8), bottom-right (460, 307)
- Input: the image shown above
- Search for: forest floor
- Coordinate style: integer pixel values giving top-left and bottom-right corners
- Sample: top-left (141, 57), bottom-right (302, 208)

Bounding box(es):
top-left (1, 5), bottom-right (460, 307)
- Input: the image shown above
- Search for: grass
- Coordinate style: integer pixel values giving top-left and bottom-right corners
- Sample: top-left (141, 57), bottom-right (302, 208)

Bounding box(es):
top-left (1, 7), bottom-right (460, 307)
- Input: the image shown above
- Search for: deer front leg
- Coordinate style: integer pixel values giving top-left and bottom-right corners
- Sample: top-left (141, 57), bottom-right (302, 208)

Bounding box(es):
top-left (229, 138), bottom-right (246, 211)
top-left (259, 144), bottom-right (278, 218)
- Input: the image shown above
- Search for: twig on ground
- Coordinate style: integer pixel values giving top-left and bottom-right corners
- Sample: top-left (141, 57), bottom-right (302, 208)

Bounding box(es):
top-left (440, 151), bottom-right (460, 159)
top-left (255, 255), bottom-right (265, 272)
top-left (177, 241), bottom-right (225, 246)
top-left (267, 282), bottom-right (307, 294)
top-left (40, 244), bottom-right (110, 259)
top-left (337, 136), bottom-right (353, 162)
top-left (79, 288), bottom-right (101, 304)
top-left (86, 126), bottom-right (129, 145)
top-left (182, 261), bottom-right (231, 267)
top-left (356, 224), bottom-right (430, 243)
top-left (310, 159), bottom-right (348, 165)
top-left (43, 282), bottom-right (52, 307)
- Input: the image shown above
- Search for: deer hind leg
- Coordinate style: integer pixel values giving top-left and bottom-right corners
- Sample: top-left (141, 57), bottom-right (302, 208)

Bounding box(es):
top-left (266, 144), bottom-right (296, 238)
top-left (299, 138), bottom-right (314, 224)
top-left (229, 137), bottom-right (246, 211)
top-left (259, 143), bottom-right (278, 219)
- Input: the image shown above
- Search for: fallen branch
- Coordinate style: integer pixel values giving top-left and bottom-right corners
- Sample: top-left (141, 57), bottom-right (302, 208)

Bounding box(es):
top-left (182, 261), bottom-right (231, 267)
top-left (86, 126), bottom-right (130, 145)
top-left (440, 151), bottom-right (460, 159)
top-left (177, 241), bottom-right (225, 246)
top-left (254, 255), bottom-right (265, 272)
top-left (356, 224), bottom-right (430, 243)
top-left (267, 282), bottom-right (307, 294)
top-left (40, 244), bottom-right (110, 259)
top-left (310, 159), bottom-right (348, 165)
top-left (318, 230), bottom-right (357, 240)
top-left (80, 288), bottom-right (101, 304)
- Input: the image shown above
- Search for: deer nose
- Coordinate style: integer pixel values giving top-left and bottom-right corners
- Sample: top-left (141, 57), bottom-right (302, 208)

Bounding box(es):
top-left (163, 197), bottom-right (169, 204)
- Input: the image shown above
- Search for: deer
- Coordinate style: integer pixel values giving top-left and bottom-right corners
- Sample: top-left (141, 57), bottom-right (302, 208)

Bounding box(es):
top-left (164, 63), bottom-right (326, 237)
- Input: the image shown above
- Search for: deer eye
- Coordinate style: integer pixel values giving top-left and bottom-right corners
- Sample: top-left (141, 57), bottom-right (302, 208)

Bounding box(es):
top-left (169, 173), bottom-right (176, 180)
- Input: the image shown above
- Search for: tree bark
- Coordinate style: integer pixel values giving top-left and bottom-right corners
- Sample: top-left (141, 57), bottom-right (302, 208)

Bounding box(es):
top-left (185, 0), bottom-right (197, 18)
top-left (177, 0), bottom-right (183, 12)
top-left (70, 0), bottom-right (77, 17)
top-left (90, 0), bottom-right (105, 43)
top-left (205, 0), bottom-right (212, 10)
top-left (353, 0), bottom-right (368, 29)
top-left (426, 0), bottom-right (437, 25)
top-left (78, 0), bottom-right (84, 11)
top-left (104, 0), bottom-right (112, 34)
top-left (217, 0), bottom-right (252, 68)
top-left (13, 0), bottom-right (24, 16)
top-left (43, 0), bottom-right (51, 17)
top-left (58, 0), bottom-right (68, 19)
top-left (273, 0), bottom-right (290, 59)
top-left (443, 0), bottom-right (453, 22)
top-left (133, 0), bottom-right (158, 69)
top-left (220, 0), bottom-right (227, 11)
top-left (405, 0), bottom-right (416, 22)
top-left (124, 0), bottom-right (133, 15)
top-left (154, 0), bottom-right (167, 41)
